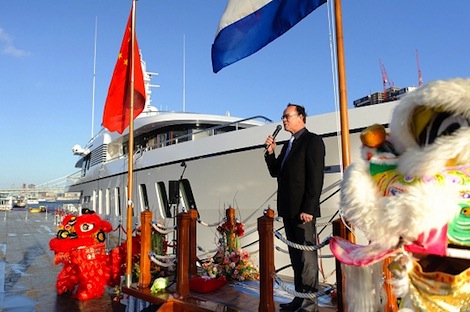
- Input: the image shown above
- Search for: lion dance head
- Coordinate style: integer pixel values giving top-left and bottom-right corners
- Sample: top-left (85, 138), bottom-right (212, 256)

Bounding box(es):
top-left (331, 78), bottom-right (470, 311)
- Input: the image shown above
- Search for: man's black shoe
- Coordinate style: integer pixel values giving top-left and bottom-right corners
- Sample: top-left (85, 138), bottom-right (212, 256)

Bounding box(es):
top-left (280, 297), bottom-right (303, 311)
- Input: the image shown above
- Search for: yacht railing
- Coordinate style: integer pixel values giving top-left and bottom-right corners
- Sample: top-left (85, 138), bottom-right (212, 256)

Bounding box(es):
top-left (66, 115), bottom-right (273, 185)
top-left (143, 115), bottom-right (272, 151)
top-left (65, 170), bottom-right (83, 187)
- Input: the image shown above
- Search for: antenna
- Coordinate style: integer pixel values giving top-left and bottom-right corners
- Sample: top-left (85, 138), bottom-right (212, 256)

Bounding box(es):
top-left (416, 49), bottom-right (423, 87)
top-left (91, 16), bottom-right (98, 138)
top-left (182, 34), bottom-right (186, 112)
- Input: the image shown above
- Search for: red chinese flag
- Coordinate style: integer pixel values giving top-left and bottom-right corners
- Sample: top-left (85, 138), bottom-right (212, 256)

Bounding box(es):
top-left (102, 8), bottom-right (146, 134)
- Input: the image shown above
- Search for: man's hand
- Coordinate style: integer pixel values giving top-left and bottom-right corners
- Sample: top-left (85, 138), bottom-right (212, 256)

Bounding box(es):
top-left (300, 212), bottom-right (314, 224)
top-left (265, 135), bottom-right (276, 154)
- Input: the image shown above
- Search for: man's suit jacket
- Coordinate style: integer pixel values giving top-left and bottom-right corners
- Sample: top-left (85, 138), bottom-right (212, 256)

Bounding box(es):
top-left (265, 129), bottom-right (325, 219)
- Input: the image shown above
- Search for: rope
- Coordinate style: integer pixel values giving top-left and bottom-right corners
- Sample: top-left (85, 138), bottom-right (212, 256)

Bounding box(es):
top-left (273, 274), bottom-right (335, 300)
top-left (148, 251), bottom-right (176, 267)
top-left (197, 245), bottom-right (219, 254)
top-left (148, 251), bottom-right (176, 260)
top-left (243, 227), bottom-right (258, 237)
top-left (150, 222), bottom-right (176, 234)
top-left (151, 221), bottom-right (176, 230)
top-left (274, 231), bottom-right (331, 251)
top-left (275, 216), bottom-right (333, 228)
top-left (275, 245), bottom-right (334, 258)
top-left (240, 192), bottom-right (277, 225)
top-left (119, 225), bottom-right (136, 235)
top-left (243, 221), bottom-right (257, 230)
top-left (197, 218), bottom-right (220, 227)
top-left (316, 221), bottom-right (333, 227)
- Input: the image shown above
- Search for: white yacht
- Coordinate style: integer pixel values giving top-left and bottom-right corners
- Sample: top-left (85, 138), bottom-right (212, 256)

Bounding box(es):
top-left (65, 61), bottom-right (401, 284)
top-left (0, 194), bottom-right (14, 211)
top-left (26, 197), bottom-right (39, 205)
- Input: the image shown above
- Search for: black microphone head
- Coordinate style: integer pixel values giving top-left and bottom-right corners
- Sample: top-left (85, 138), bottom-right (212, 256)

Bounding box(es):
top-left (264, 125), bottom-right (282, 150)
top-left (265, 125), bottom-right (283, 150)
top-left (273, 125), bottom-right (282, 137)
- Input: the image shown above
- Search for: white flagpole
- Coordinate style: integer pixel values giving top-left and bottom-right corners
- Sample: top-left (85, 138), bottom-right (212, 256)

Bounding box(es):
top-left (91, 16), bottom-right (98, 138)
top-left (125, 0), bottom-right (137, 288)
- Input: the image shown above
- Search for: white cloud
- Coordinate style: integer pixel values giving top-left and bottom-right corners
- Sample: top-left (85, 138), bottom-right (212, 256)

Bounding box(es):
top-left (0, 27), bottom-right (31, 57)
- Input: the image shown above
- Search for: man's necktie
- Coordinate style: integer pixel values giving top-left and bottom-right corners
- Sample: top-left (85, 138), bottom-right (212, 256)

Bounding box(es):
top-left (281, 136), bottom-right (294, 168)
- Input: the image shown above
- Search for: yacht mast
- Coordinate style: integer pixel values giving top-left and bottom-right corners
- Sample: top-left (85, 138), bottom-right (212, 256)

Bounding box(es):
top-left (91, 17), bottom-right (98, 138)
top-left (183, 34), bottom-right (186, 112)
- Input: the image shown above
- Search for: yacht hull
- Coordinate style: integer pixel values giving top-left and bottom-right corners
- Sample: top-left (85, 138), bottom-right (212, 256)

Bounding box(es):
top-left (67, 101), bottom-right (398, 284)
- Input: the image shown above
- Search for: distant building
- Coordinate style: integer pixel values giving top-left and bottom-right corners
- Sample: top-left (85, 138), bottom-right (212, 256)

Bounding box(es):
top-left (353, 86), bottom-right (417, 108)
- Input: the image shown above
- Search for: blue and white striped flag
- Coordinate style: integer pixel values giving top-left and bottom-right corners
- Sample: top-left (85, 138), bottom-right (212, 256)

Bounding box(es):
top-left (211, 0), bottom-right (327, 73)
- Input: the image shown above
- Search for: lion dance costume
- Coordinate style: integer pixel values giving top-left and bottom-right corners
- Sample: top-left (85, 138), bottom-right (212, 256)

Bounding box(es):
top-left (330, 78), bottom-right (470, 311)
top-left (49, 209), bottom-right (124, 301)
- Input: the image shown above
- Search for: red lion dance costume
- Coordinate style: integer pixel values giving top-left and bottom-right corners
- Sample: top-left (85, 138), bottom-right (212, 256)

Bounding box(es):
top-left (49, 209), bottom-right (123, 301)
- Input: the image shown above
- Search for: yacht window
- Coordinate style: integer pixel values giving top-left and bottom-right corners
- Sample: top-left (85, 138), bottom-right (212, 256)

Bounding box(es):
top-left (105, 188), bottom-right (110, 215)
top-left (98, 189), bottom-right (103, 214)
top-left (139, 184), bottom-right (149, 211)
top-left (81, 154), bottom-right (91, 176)
top-left (126, 124), bottom-right (218, 153)
top-left (114, 187), bottom-right (121, 217)
top-left (156, 182), bottom-right (171, 218)
top-left (92, 190), bottom-right (97, 212)
top-left (84, 195), bottom-right (91, 203)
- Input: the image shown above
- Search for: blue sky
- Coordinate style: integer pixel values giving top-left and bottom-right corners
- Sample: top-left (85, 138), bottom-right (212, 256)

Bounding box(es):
top-left (1, 0), bottom-right (469, 189)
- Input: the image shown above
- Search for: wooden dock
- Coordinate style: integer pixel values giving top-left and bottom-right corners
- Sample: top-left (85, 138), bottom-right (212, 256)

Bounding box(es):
top-left (122, 280), bottom-right (336, 312)
top-left (0, 209), bottom-right (336, 311)
top-left (119, 208), bottom-right (336, 311)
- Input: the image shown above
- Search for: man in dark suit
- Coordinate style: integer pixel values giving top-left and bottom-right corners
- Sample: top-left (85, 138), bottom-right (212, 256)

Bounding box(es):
top-left (264, 103), bottom-right (325, 312)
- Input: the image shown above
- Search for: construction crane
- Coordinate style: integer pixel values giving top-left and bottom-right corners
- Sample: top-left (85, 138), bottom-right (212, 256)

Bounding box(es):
top-left (416, 49), bottom-right (423, 87)
top-left (379, 59), bottom-right (394, 101)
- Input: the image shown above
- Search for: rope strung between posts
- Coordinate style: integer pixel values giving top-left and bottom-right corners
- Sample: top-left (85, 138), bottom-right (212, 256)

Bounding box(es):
top-left (197, 215), bottom-right (257, 230)
top-left (149, 251), bottom-right (176, 267)
top-left (197, 245), bottom-right (219, 254)
top-left (275, 245), bottom-right (335, 258)
top-left (274, 231), bottom-right (331, 251)
top-left (273, 274), bottom-right (335, 300)
top-left (274, 216), bottom-right (332, 228)
top-left (150, 221), bottom-right (176, 234)
top-left (242, 225), bottom-right (257, 237)
top-left (119, 224), bottom-right (137, 235)
top-left (197, 218), bottom-right (221, 227)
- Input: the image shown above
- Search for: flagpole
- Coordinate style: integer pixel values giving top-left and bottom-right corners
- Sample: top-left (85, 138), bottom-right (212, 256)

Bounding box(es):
top-left (125, 0), bottom-right (137, 288)
top-left (333, 0), bottom-right (354, 310)
top-left (334, 0), bottom-right (350, 169)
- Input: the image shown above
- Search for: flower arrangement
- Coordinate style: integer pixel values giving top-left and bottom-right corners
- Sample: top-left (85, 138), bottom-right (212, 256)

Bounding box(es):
top-left (201, 247), bottom-right (259, 281)
top-left (200, 207), bottom-right (259, 282)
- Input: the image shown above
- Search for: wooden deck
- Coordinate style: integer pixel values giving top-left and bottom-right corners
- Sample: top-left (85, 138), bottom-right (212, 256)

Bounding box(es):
top-left (122, 279), bottom-right (336, 312)
top-left (120, 207), bottom-right (338, 311)
top-left (0, 209), bottom-right (336, 311)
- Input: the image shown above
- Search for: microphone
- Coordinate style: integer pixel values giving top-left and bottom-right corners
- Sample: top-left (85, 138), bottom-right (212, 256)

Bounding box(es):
top-left (265, 125), bottom-right (282, 150)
